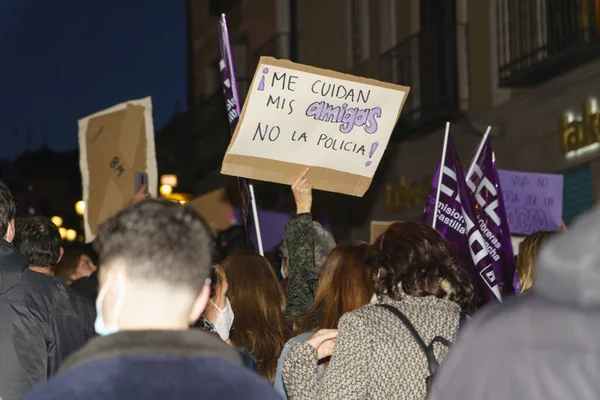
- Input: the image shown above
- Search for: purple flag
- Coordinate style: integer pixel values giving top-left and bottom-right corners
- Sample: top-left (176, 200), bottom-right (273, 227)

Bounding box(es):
top-left (424, 126), bottom-right (502, 303)
top-left (233, 208), bottom-right (292, 253)
top-left (218, 14), bottom-right (251, 227)
top-left (465, 134), bottom-right (516, 295)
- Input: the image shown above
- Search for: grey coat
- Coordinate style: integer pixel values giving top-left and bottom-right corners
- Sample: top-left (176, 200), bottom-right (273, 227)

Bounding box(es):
top-left (282, 294), bottom-right (462, 400)
top-left (430, 206), bottom-right (600, 400)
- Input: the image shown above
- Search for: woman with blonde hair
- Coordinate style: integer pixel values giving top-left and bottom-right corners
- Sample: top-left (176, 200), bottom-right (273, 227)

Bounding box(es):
top-left (223, 252), bottom-right (292, 383)
top-left (516, 231), bottom-right (555, 294)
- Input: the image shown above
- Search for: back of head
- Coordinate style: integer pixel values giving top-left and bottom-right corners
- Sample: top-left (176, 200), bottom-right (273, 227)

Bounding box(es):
top-left (297, 241), bottom-right (374, 333)
top-left (372, 221), bottom-right (476, 312)
top-left (217, 225), bottom-right (247, 257)
top-left (222, 252), bottom-right (289, 383)
top-left (516, 231), bottom-right (555, 294)
top-left (312, 221), bottom-right (336, 274)
top-left (536, 207), bottom-right (600, 308)
top-left (95, 200), bottom-right (213, 325)
top-left (13, 216), bottom-right (62, 271)
top-left (0, 180), bottom-right (16, 241)
top-left (55, 248), bottom-right (85, 284)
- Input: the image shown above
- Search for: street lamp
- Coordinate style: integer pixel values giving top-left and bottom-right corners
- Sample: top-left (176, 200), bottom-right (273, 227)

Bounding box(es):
top-left (160, 184), bottom-right (173, 196)
top-left (51, 216), bottom-right (63, 227)
top-left (160, 174), bottom-right (178, 187)
top-left (65, 229), bottom-right (77, 242)
top-left (58, 227), bottom-right (67, 240)
top-left (75, 201), bottom-right (85, 216)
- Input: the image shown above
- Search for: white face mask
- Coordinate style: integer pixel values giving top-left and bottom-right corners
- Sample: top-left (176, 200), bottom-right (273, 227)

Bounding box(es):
top-left (95, 275), bottom-right (125, 336)
top-left (209, 297), bottom-right (234, 341)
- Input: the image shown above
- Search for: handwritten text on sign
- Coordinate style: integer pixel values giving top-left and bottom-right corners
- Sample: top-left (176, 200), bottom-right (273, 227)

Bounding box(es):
top-left (497, 169), bottom-right (563, 235)
top-left (227, 62), bottom-right (406, 178)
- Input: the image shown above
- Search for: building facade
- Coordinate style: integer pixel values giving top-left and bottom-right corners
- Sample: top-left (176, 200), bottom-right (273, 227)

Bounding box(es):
top-left (189, 0), bottom-right (600, 240)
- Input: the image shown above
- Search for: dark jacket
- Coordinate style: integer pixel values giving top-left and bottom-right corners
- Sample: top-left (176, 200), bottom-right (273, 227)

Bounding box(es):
top-left (193, 317), bottom-right (259, 373)
top-left (69, 269), bottom-right (99, 303)
top-left (24, 330), bottom-right (282, 400)
top-left (0, 240), bottom-right (95, 400)
top-left (430, 207), bottom-right (600, 400)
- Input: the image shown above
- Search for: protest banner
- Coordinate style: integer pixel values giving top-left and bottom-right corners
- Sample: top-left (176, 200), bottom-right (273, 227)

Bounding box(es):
top-left (221, 56), bottom-right (410, 197)
top-left (497, 170), bottom-right (563, 235)
top-left (370, 221), bottom-right (393, 243)
top-left (465, 131), bottom-right (516, 294)
top-left (78, 97), bottom-right (158, 242)
top-left (186, 188), bottom-right (236, 236)
top-left (423, 124), bottom-right (502, 303)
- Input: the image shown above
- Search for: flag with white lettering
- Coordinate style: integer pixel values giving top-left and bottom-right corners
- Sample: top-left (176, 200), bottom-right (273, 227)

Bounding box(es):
top-left (465, 133), bottom-right (516, 295)
top-left (423, 125), bottom-right (502, 303)
top-left (218, 14), bottom-right (251, 227)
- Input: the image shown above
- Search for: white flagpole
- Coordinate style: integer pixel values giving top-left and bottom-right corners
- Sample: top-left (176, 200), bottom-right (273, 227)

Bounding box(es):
top-left (248, 183), bottom-right (264, 256)
top-left (432, 122), bottom-right (451, 230)
top-left (465, 126), bottom-right (491, 181)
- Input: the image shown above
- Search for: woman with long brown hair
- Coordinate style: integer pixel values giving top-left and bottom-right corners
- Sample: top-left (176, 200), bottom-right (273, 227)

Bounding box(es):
top-left (274, 241), bottom-right (375, 398)
top-left (222, 252), bottom-right (292, 383)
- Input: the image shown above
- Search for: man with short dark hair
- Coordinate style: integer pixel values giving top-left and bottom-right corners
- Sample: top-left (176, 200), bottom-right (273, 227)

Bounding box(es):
top-left (14, 216), bottom-right (64, 275)
top-left (25, 200), bottom-right (281, 400)
top-left (0, 183), bottom-right (94, 400)
top-left (13, 215), bottom-right (95, 345)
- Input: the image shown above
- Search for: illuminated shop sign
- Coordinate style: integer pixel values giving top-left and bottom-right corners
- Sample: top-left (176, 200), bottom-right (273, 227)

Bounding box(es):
top-left (559, 98), bottom-right (600, 159)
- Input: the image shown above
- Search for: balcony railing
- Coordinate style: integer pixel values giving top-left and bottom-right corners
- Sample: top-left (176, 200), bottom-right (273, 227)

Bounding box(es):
top-left (381, 23), bottom-right (469, 136)
top-left (252, 33), bottom-right (291, 68)
top-left (497, 0), bottom-right (600, 87)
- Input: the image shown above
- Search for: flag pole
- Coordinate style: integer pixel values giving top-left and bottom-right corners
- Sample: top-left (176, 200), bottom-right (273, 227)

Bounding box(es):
top-left (432, 122), bottom-right (451, 230)
top-left (465, 126), bottom-right (492, 181)
top-left (218, 14), bottom-right (264, 255)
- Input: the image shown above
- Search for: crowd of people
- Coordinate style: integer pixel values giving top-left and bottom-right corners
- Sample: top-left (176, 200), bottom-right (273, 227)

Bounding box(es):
top-left (0, 167), bottom-right (594, 399)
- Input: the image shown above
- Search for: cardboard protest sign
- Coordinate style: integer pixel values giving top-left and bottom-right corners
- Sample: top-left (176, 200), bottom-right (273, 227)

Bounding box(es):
top-left (221, 57), bottom-right (409, 197)
top-left (498, 170), bottom-right (563, 235)
top-left (370, 221), bottom-right (393, 243)
top-left (186, 188), bottom-right (236, 235)
top-left (78, 97), bottom-right (158, 242)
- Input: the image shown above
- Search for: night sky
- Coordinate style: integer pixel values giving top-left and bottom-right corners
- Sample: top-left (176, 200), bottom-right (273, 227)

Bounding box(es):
top-left (0, 0), bottom-right (187, 160)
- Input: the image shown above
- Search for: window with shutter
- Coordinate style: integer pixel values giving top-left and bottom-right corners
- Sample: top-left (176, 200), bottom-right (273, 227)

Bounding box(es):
top-left (562, 165), bottom-right (594, 226)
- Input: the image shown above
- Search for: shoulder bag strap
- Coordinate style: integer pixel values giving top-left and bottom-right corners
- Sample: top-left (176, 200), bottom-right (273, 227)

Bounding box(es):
top-left (377, 304), bottom-right (439, 376)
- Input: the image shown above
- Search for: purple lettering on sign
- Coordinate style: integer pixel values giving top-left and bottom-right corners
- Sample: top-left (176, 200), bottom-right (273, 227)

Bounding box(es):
top-left (258, 68), bottom-right (268, 91)
top-left (305, 101), bottom-right (382, 134)
top-left (365, 141), bottom-right (379, 166)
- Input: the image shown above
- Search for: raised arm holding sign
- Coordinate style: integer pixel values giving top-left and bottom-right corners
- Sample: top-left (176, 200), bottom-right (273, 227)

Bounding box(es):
top-left (221, 57), bottom-right (409, 197)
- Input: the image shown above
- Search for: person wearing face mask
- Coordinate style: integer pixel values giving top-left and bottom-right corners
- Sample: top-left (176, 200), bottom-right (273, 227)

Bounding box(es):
top-left (25, 200), bottom-right (281, 400)
top-left (194, 262), bottom-right (258, 373)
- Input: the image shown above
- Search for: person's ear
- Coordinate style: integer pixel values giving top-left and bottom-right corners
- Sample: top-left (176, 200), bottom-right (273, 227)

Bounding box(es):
top-left (5, 219), bottom-right (15, 243)
top-left (189, 283), bottom-right (211, 324)
top-left (57, 247), bottom-right (64, 264)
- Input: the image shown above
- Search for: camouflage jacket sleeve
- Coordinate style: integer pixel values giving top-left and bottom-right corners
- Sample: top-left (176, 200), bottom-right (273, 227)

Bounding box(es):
top-left (284, 213), bottom-right (317, 325)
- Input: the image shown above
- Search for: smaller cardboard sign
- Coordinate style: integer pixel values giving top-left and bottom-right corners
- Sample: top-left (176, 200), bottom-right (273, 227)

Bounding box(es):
top-left (186, 188), bottom-right (236, 235)
top-left (498, 170), bottom-right (563, 235)
top-left (221, 57), bottom-right (410, 197)
top-left (78, 97), bottom-right (158, 242)
top-left (370, 221), bottom-right (394, 243)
